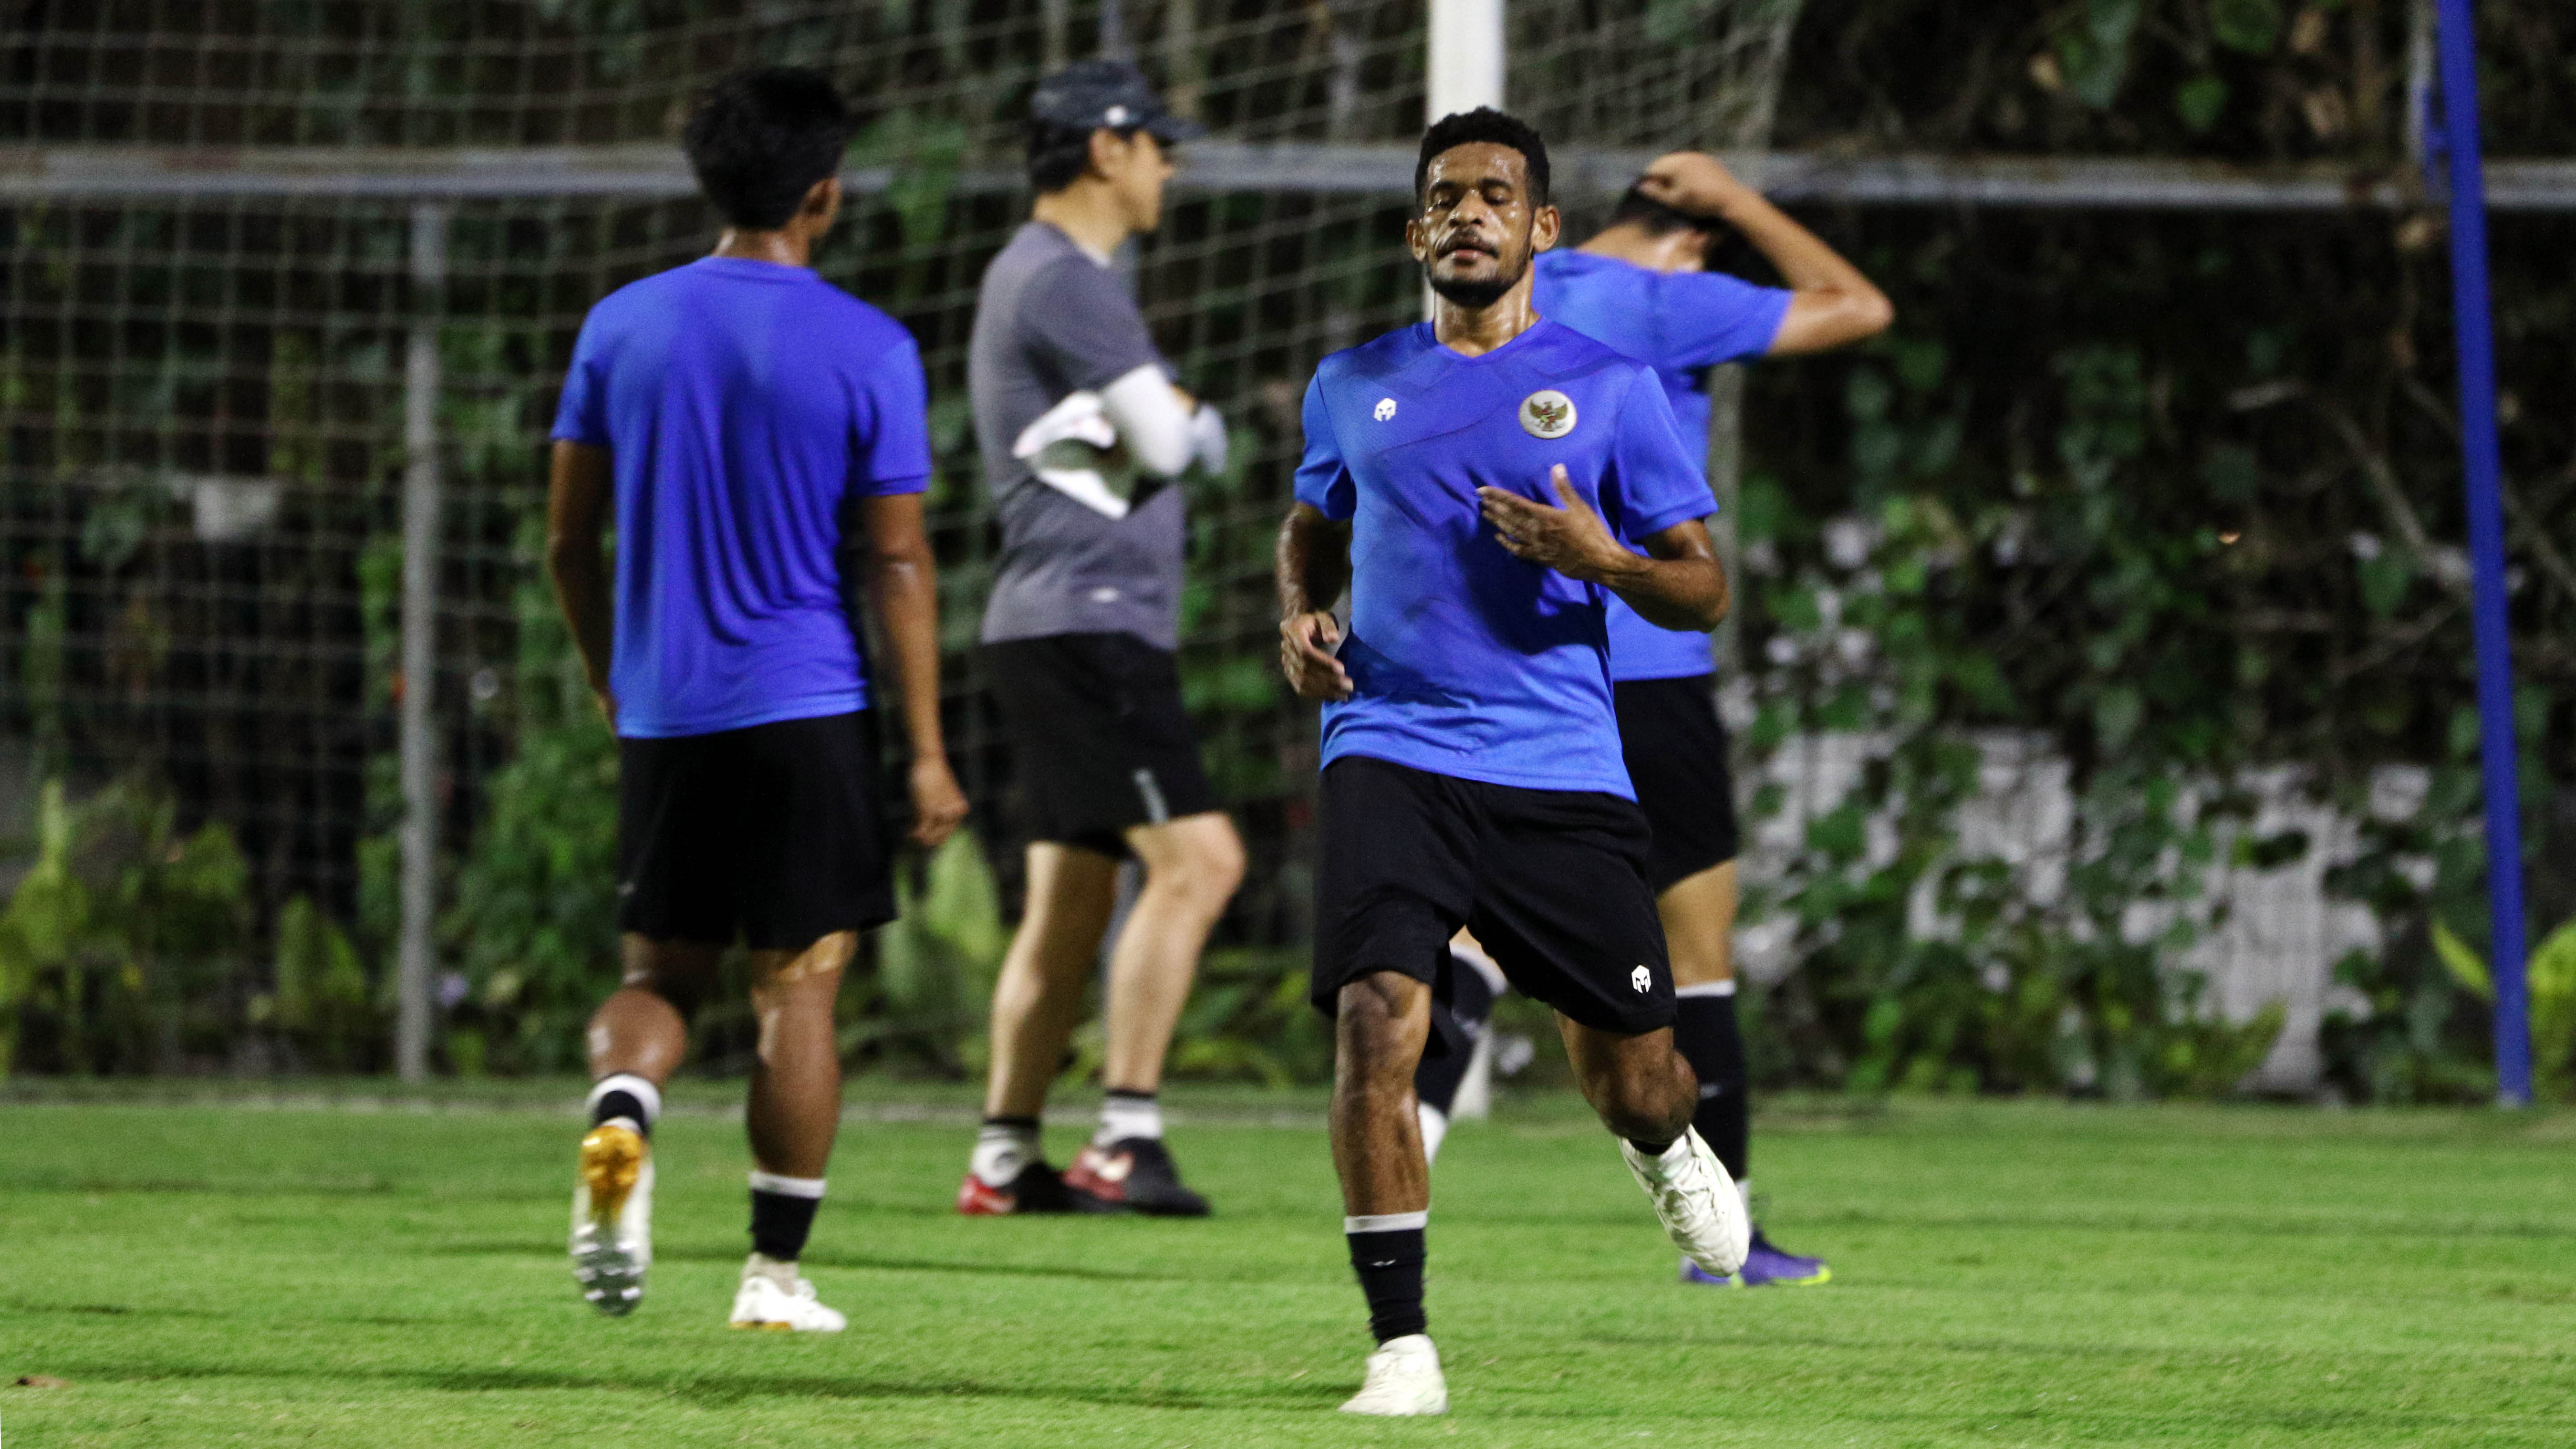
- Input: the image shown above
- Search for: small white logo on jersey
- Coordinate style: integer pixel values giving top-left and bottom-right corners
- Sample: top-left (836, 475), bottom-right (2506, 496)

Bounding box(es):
top-left (1631, 965), bottom-right (1652, 993)
top-left (1374, 397), bottom-right (1397, 422)
top-left (1520, 389), bottom-right (1577, 439)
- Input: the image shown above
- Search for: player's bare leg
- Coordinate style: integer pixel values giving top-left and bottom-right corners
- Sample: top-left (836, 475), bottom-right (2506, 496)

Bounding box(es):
top-left (1064, 812), bottom-right (1245, 1214)
top-left (1660, 861), bottom-right (1735, 990)
top-left (1332, 973), bottom-right (1434, 1221)
top-left (731, 932), bottom-right (855, 1330)
top-left (1102, 813), bottom-right (1244, 1092)
top-left (1564, 1016), bottom-right (1749, 1278)
top-left (962, 843), bottom-right (1118, 1213)
top-left (572, 937), bottom-right (723, 1316)
top-left (1330, 972), bottom-right (1445, 1416)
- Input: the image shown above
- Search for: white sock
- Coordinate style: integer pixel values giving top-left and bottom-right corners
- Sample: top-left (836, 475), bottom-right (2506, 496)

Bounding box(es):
top-left (743, 1251), bottom-right (799, 1291)
top-left (972, 1120), bottom-right (1041, 1188)
top-left (1417, 1103), bottom-right (1450, 1165)
top-left (585, 1072), bottom-right (661, 1130)
top-left (1095, 1091), bottom-right (1163, 1147)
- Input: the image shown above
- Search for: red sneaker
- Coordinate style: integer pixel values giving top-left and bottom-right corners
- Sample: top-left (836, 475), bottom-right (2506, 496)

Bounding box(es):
top-left (1064, 1138), bottom-right (1211, 1217)
top-left (954, 1159), bottom-right (1075, 1215)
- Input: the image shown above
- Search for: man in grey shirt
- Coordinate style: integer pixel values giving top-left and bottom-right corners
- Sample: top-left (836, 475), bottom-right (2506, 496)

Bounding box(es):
top-left (957, 60), bottom-right (1243, 1220)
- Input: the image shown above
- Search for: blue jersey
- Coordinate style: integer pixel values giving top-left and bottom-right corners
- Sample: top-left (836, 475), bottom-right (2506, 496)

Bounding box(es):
top-left (552, 257), bottom-right (933, 738)
top-left (1295, 319), bottom-right (1712, 799)
top-left (1533, 250), bottom-right (1790, 681)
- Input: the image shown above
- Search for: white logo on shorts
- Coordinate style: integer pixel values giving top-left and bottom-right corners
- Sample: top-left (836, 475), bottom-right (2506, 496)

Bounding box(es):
top-left (1374, 397), bottom-right (1397, 422)
top-left (1631, 965), bottom-right (1652, 993)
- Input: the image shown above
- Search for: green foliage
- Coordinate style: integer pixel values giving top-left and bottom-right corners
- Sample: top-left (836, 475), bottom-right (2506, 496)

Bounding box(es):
top-left (2175, 75), bottom-right (2229, 134)
top-left (2209, 0), bottom-right (2283, 55)
top-left (2055, 0), bottom-right (2142, 110)
top-left (0, 778), bottom-right (253, 1075)
top-left (441, 515), bottom-right (623, 1074)
top-left (861, 830), bottom-right (1008, 1074)
top-left (260, 895), bottom-right (380, 1073)
top-left (1743, 328), bottom-right (2290, 1100)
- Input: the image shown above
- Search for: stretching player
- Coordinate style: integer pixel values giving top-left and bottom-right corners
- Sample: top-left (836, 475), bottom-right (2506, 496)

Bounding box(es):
top-left (958, 61), bottom-right (1243, 1218)
top-left (1413, 155), bottom-right (1892, 1288)
top-left (548, 67), bottom-right (967, 1329)
top-left (1278, 108), bottom-right (1748, 1417)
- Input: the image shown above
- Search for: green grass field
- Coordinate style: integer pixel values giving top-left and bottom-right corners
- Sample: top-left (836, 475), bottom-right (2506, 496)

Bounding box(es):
top-left (4, 1090), bottom-right (2574, 1447)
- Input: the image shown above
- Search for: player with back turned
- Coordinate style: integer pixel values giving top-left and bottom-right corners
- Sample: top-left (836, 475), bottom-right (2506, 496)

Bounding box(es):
top-left (1412, 154), bottom-right (1892, 1288)
top-left (546, 67), bottom-right (967, 1330)
top-left (1277, 108), bottom-right (1749, 1417)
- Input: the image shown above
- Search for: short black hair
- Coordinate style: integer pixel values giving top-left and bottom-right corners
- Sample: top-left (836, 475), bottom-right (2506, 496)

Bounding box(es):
top-left (1608, 184), bottom-right (1715, 238)
top-left (1026, 118), bottom-right (1142, 193)
top-left (1414, 107), bottom-right (1550, 208)
top-left (683, 66), bottom-right (851, 229)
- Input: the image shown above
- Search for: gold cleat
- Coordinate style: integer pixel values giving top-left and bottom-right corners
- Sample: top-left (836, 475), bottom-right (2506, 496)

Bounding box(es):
top-left (570, 1123), bottom-right (653, 1316)
top-left (581, 1124), bottom-right (645, 1222)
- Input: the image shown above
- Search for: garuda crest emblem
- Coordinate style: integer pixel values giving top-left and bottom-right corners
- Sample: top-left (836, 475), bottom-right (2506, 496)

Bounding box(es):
top-left (1519, 389), bottom-right (1576, 439)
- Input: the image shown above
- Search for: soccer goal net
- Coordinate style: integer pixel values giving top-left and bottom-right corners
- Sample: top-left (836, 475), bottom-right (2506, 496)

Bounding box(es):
top-left (0, 0), bottom-right (1802, 1063)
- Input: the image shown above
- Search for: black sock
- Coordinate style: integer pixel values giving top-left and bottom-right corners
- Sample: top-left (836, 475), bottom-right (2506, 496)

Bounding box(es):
top-left (590, 1089), bottom-right (652, 1140)
top-left (1346, 1225), bottom-right (1427, 1344)
top-left (1626, 1136), bottom-right (1676, 1157)
top-left (1675, 992), bottom-right (1749, 1182)
top-left (1412, 963), bottom-right (1497, 1116)
top-left (749, 1189), bottom-right (822, 1261)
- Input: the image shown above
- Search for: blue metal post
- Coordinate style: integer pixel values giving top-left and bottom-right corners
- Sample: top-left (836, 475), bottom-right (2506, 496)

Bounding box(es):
top-left (2431, 0), bottom-right (2532, 1106)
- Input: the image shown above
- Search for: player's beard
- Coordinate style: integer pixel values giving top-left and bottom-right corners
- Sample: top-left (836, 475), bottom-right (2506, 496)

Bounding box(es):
top-left (1425, 245), bottom-right (1527, 309)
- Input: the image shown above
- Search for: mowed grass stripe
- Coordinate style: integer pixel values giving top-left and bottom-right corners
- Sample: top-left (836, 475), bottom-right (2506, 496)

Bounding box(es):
top-left (3, 1099), bottom-right (2573, 1447)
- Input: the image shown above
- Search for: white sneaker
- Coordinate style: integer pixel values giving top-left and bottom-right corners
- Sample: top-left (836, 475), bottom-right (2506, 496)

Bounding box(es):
top-left (570, 1123), bottom-right (653, 1316)
top-left (1621, 1127), bottom-right (1749, 1278)
top-left (729, 1272), bottom-right (848, 1332)
top-left (1339, 1334), bottom-right (1448, 1416)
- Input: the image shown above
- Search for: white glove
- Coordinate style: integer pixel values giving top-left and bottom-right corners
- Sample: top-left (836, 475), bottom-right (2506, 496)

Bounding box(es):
top-left (1185, 403), bottom-right (1229, 477)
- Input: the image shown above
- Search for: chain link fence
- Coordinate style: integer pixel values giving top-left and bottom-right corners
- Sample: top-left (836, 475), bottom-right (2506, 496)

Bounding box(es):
top-left (0, 0), bottom-right (1803, 1074)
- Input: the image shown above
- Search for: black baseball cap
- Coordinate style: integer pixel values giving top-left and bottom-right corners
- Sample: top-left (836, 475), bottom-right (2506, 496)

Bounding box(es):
top-left (1029, 59), bottom-right (1205, 143)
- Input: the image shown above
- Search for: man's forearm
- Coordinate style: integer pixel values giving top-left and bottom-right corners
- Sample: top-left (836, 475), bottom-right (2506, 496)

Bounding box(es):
top-left (1275, 508), bottom-right (1350, 619)
top-left (546, 546), bottom-right (616, 695)
top-left (868, 549), bottom-right (949, 760)
top-left (1598, 553), bottom-right (1728, 633)
top-left (1718, 189), bottom-right (1868, 296)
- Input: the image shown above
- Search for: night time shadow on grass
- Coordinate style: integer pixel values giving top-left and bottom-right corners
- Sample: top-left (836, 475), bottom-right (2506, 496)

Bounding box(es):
top-left (45, 1362), bottom-right (1348, 1414)
top-left (417, 1240), bottom-right (1212, 1285)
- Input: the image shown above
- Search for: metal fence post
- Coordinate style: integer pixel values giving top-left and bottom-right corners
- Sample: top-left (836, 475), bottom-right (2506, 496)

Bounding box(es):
top-left (2430, 0), bottom-right (2532, 1106)
top-left (396, 202), bottom-right (448, 1083)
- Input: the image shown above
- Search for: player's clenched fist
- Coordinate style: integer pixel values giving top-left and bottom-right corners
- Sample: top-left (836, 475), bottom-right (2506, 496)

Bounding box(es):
top-left (1280, 609), bottom-right (1354, 700)
top-left (1635, 150), bottom-right (1757, 222)
top-left (907, 755), bottom-right (970, 849)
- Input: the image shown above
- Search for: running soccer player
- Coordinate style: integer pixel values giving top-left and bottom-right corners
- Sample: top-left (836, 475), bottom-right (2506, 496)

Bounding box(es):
top-left (1278, 108), bottom-right (1749, 1417)
top-left (957, 60), bottom-right (1243, 1218)
top-left (1412, 154), bottom-right (1892, 1289)
top-left (547, 67), bottom-right (967, 1330)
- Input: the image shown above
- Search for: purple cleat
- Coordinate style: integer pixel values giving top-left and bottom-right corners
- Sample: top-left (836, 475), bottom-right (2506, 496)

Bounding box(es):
top-left (1680, 1228), bottom-right (1831, 1288)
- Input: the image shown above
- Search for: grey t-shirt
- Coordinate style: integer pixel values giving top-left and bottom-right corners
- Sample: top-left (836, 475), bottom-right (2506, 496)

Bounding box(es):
top-left (969, 221), bottom-right (1185, 650)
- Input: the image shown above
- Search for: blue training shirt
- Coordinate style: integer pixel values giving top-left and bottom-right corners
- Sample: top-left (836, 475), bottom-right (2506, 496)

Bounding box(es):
top-left (1295, 319), bottom-right (1712, 799)
top-left (1533, 250), bottom-right (1790, 681)
top-left (552, 257), bottom-right (934, 739)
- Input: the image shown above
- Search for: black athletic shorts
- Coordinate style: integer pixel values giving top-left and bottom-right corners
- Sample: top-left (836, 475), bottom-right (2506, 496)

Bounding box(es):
top-left (616, 710), bottom-right (894, 949)
top-left (1310, 756), bottom-right (1675, 1037)
top-left (1615, 673), bottom-right (1742, 893)
top-left (985, 632), bottom-right (1218, 858)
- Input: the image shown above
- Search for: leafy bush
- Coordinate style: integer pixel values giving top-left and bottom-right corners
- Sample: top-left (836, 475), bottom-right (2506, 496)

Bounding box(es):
top-left (0, 777), bottom-right (257, 1074)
